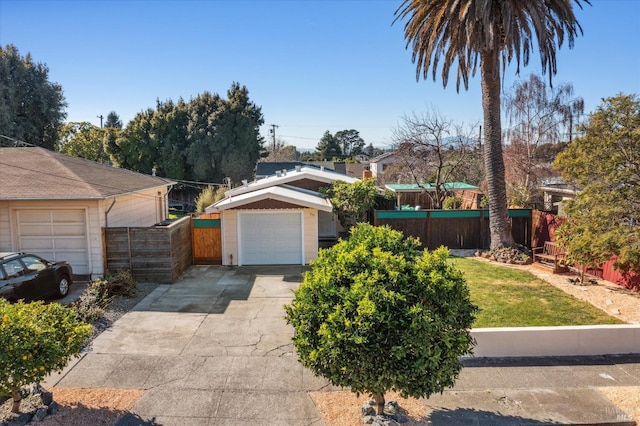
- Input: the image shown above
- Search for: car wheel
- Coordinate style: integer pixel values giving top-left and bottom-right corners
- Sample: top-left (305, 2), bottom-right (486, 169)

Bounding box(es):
top-left (56, 275), bottom-right (70, 298)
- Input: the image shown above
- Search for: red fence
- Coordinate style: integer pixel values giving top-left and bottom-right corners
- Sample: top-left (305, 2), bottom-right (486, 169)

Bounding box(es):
top-left (532, 210), bottom-right (639, 290)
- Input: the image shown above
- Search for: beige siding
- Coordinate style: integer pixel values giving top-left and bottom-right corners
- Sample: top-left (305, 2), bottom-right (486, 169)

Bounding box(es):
top-left (102, 188), bottom-right (168, 227)
top-left (304, 209), bottom-right (319, 264)
top-left (221, 210), bottom-right (238, 266)
top-left (1, 187), bottom-right (170, 278)
top-left (0, 202), bottom-right (10, 251)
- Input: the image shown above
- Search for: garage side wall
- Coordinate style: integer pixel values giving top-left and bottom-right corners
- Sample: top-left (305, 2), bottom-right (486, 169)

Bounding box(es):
top-left (221, 210), bottom-right (238, 266)
top-left (304, 209), bottom-right (318, 264)
top-left (102, 188), bottom-right (168, 227)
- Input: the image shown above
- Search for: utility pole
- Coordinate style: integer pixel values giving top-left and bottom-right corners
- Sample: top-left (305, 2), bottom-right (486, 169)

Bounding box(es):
top-left (269, 124), bottom-right (279, 151)
top-left (97, 115), bottom-right (104, 128)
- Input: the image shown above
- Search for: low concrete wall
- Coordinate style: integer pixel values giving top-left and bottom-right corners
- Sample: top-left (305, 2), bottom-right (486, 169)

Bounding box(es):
top-left (472, 325), bottom-right (640, 357)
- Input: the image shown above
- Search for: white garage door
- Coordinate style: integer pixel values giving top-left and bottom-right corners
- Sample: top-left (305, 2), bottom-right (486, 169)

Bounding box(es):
top-left (16, 209), bottom-right (90, 274)
top-left (239, 211), bottom-right (303, 265)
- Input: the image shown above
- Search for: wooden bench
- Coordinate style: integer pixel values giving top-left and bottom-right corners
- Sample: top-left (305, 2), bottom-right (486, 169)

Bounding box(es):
top-left (532, 241), bottom-right (568, 273)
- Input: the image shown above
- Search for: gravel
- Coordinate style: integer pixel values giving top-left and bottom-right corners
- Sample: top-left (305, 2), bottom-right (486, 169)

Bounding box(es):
top-left (88, 282), bottom-right (159, 341)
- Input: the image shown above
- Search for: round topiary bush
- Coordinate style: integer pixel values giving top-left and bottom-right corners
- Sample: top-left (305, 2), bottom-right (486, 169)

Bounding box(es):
top-left (285, 223), bottom-right (478, 416)
top-left (0, 299), bottom-right (92, 412)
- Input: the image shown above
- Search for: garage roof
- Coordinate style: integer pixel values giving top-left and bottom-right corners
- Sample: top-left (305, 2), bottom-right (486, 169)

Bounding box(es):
top-left (228, 165), bottom-right (358, 197)
top-left (0, 147), bottom-right (175, 200)
top-left (207, 186), bottom-right (333, 212)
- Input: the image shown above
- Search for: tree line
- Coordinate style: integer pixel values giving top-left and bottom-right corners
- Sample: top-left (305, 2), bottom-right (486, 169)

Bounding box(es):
top-left (58, 83), bottom-right (264, 185)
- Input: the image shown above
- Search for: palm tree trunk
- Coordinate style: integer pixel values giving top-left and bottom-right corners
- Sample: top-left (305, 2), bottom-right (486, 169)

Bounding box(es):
top-left (481, 50), bottom-right (515, 249)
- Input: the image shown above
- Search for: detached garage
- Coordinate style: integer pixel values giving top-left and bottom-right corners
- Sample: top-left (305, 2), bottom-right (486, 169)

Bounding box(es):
top-left (206, 166), bottom-right (359, 266)
top-left (0, 147), bottom-right (175, 278)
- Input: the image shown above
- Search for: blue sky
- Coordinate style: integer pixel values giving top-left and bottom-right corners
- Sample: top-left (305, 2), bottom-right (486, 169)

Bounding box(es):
top-left (1, 0), bottom-right (639, 150)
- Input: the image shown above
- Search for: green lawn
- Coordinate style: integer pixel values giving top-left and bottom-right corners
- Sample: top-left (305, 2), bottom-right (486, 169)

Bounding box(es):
top-left (450, 257), bottom-right (625, 328)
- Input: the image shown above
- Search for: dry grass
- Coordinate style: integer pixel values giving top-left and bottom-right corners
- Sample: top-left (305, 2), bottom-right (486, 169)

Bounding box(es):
top-left (308, 390), bottom-right (430, 425)
top-left (598, 386), bottom-right (640, 422)
top-left (39, 388), bottom-right (145, 425)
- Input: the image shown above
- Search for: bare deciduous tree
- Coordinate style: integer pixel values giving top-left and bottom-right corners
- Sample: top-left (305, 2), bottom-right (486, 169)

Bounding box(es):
top-left (262, 138), bottom-right (298, 162)
top-left (503, 74), bottom-right (584, 207)
top-left (389, 110), bottom-right (481, 209)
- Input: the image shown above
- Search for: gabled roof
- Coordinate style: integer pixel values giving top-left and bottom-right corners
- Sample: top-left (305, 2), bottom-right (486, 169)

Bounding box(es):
top-left (370, 151), bottom-right (395, 163)
top-left (0, 147), bottom-right (174, 200)
top-left (208, 165), bottom-right (359, 212)
top-left (228, 166), bottom-right (358, 197)
top-left (255, 162), bottom-right (308, 177)
top-left (255, 161), bottom-right (359, 178)
top-left (386, 182), bottom-right (480, 192)
top-left (206, 186), bottom-right (333, 212)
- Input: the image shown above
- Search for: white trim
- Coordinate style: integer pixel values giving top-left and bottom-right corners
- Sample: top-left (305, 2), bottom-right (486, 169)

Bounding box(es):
top-left (208, 186), bottom-right (333, 212)
top-left (225, 166), bottom-right (358, 197)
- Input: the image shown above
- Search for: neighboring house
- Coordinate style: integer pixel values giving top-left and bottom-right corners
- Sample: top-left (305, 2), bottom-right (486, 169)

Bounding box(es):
top-left (385, 182), bottom-right (483, 210)
top-left (0, 147), bottom-right (175, 278)
top-left (369, 151), bottom-right (396, 180)
top-left (538, 180), bottom-right (580, 215)
top-left (205, 166), bottom-right (358, 266)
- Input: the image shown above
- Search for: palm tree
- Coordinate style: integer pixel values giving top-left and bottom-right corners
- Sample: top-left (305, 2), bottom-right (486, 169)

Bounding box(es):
top-left (394, 0), bottom-right (589, 249)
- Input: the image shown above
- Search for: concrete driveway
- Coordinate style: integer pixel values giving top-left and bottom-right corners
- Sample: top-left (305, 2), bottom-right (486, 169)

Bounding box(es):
top-left (43, 265), bottom-right (640, 425)
top-left (45, 265), bottom-right (333, 425)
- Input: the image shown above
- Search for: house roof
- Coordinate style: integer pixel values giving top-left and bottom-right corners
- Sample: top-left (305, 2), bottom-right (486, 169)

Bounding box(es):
top-left (206, 185), bottom-right (334, 212)
top-left (386, 182), bottom-right (480, 192)
top-left (0, 147), bottom-right (175, 200)
top-left (369, 151), bottom-right (395, 163)
top-left (255, 161), bottom-right (364, 178)
top-left (228, 166), bottom-right (358, 197)
top-left (208, 165), bottom-right (359, 211)
top-left (255, 162), bottom-right (308, 177)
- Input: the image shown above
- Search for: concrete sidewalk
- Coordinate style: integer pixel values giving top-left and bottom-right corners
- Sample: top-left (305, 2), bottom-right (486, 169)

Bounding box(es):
top-left (44, 265), bottom-right (640, 425)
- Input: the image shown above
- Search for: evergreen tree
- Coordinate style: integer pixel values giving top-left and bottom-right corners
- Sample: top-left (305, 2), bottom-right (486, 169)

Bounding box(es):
top-left (104, 111), bottom-right (123, 129)
top-left (0, 44), bottom-right (67, 149)
top-left (315, 130), bottom-right (342, 160)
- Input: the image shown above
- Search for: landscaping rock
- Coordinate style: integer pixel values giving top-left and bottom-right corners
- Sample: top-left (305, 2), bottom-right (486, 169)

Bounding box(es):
top-left (0, 384), bottom-right (55, 425)
top-left (360, 399), bottom-right (407, 424)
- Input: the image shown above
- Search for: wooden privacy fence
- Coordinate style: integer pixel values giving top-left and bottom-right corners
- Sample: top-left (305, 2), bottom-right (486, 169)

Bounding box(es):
top-left (103, 216), bottom-right (192, 283)
top-left (192, 212), bottom-right (222, 265)
top-left (373, 209), bottom-right (532, 251)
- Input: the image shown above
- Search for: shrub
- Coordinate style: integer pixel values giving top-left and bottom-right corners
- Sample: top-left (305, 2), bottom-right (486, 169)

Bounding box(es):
top-left (195, 185), bottom-right (226, 213)
top-left (320, 178), bottom-right (379, 229)
top-left (285, 223), bottom-right (478, 416)
top-left (73, 270), bottom-right (137, 322)
top-left (105, 270), bottom-right (138, 298)
top-left (0, 299), bottom-right (92, 412)
top-left (443, 196), bottom-right (462, 209)
top-left (73, 278), bottom-right (110, 322)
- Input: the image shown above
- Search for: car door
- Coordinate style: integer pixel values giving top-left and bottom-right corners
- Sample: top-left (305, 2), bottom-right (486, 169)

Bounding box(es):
top-left (19, 255), bottom-right (57, 300)
top-left (1, 258), bottom-right (34, 301)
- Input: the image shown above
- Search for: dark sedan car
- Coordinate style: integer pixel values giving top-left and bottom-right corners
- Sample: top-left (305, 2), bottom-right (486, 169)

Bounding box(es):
top-left (0, 252), bottom-right (73, 302)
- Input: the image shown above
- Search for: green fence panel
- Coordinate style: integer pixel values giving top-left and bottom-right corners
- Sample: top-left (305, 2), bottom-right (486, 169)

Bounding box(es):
top-left (193, 219), bottom-right (221, 228)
